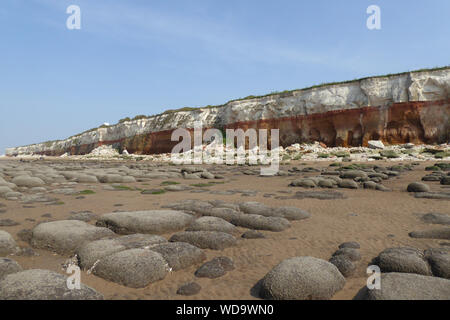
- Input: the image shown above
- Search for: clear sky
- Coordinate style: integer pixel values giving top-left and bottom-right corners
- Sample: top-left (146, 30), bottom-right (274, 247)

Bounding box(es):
top-left (1, 0), bottom-right (449, 154)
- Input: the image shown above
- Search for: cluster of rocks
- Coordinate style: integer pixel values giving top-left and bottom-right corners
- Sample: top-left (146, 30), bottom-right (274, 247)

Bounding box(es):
top-left (288, 163), bottom-right (412, 191)
top-left (354, 246), bottom-right (450, 300)
top-left (8, 141), bottom-right (449, 164)
top-left (408, 212), bottom-right (450, 241)
top-left (370, 247), bottom-right (449, 279)
top-left (162, 199), bottom-right (311, 232)
top-left (328, 242), bottom-right (362, 278)
top-left (255, 244), bottom-right (450, 300)
top-left (0, 160), bottom-right (230, 203)
top-left (0, 197), bottom-right (311, 297)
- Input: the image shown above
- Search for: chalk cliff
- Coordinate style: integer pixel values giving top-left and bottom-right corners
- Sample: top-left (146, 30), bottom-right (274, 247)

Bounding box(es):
top-left (6, 68), bottom-right (450, 156)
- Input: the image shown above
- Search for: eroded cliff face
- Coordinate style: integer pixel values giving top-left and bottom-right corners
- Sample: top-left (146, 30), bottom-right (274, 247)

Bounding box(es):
top-left (6, 68), bottom-right (450, 156)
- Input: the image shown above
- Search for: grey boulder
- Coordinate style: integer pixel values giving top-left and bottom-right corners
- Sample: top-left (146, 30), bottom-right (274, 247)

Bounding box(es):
top-left (31, 220), bottom-right (115, 255)
top-left (354, 273), bottom-right (450, 300)
top-left (0, 269), bottom-right (103, 300)
top-left (77, 234), bottom-right (167, 270)
top-left (230, 214), bottom-right (290, 232)
top-left (12, 176), bottom-right (45, 187)
top-left (371, 247), bottom-right (431, 276)
top-left (259, 257), bottom-right (345, 300)
top-left (407, 182), bottom-right (431, 193)
top-left (409, 228), bottom-right (450, 240)
top-left (93, 249), bottom-right (169, 288)
top-left (149, 242), bottom-right (206, 271)
top-left (0, 230), bottom-right (19, 256)
top-left (96, 210), bottom-right (194, 235)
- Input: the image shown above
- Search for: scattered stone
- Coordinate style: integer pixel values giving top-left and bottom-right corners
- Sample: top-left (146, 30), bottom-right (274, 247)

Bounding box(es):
top-left (242, 230), bottom-right (265, 239)
top-left (441, 177), bottom-right (450, 185)
top-left (421, 213), bottom-right (450, 225)
top-left (289, 179), bottom-right (316, 188)
top-left (195, 257), bottom-right (234, 279)
top-left (17, 247), bottom-right (38, 257)
top-left (177, 282), bottom-right (201, 296)
top-left (141, 189), bottom-right (166, 195)
top-left (338, 180), bottom-right (358, 189)
top-left (164, 185), bottom-right (191, 192)
top-left (0, 219), bottom-right (19, 226)
top-left (17, 229), bottom-right (33, 243)
top-left (329, 256), bottom-right (356, 277)
top-left (407, 182), bottom-right (431, 193)
top-left (292, 191), bottom-right (346, 200)
top-left (332, 248), bottom-right (361, 262)
top-left (368, 140), bottom-right (385, 149)
top-left (413, 192), bottom-right (450, 200)
top-left (0, 258), bottom-right (22, 280)
top-left (409, 228), bottom-right (450, 240)
top-left (273, 207), bottom-right (311, 221)
top-left (170, 231), bottom-right (237, 250)
top-left (149, 242), bottom-right (206, 271)
top-left (338, 242), bottom-right (360, 249)
top-left (339, 170), bottom-right (368, 180)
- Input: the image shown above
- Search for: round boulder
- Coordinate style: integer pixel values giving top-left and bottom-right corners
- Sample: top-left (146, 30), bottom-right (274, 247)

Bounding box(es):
top-left (93, 249), bottom-right (169, 288)
top-left (96, 210), bottom-right (194, 235)
top-left (259, 257), bottom-right (345, 300)
top-left (371, 247), bottom-right (431, 276)
top-left (273, 207), bottom-right (311, 221)
top-left (31, 220), bottom-right (115, 255)
top-left (0, 269), bottom-right (103, 300)
top-left (407, 182), bottom-right (431, 193)
top-left (177, 282), bottom-right (201, 296)
top-left (12, 176), bottom-right (45, 187)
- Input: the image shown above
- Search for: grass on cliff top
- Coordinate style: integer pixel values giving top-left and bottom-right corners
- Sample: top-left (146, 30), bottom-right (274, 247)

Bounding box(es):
top-left (19, 65), bottom-right (449, 147)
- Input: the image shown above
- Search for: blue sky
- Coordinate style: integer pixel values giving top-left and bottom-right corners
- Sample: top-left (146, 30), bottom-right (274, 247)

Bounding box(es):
top-left (1, 0), bottom-right (449, 154)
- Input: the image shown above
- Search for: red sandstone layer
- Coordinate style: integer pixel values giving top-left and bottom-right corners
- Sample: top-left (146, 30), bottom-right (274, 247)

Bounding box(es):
top-left (32, 100), bottom-right (450, 156)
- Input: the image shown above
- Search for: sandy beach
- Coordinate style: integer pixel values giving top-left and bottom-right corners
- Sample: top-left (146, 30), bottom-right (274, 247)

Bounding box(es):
top-left (1, 158), bottom-right (448, 300)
